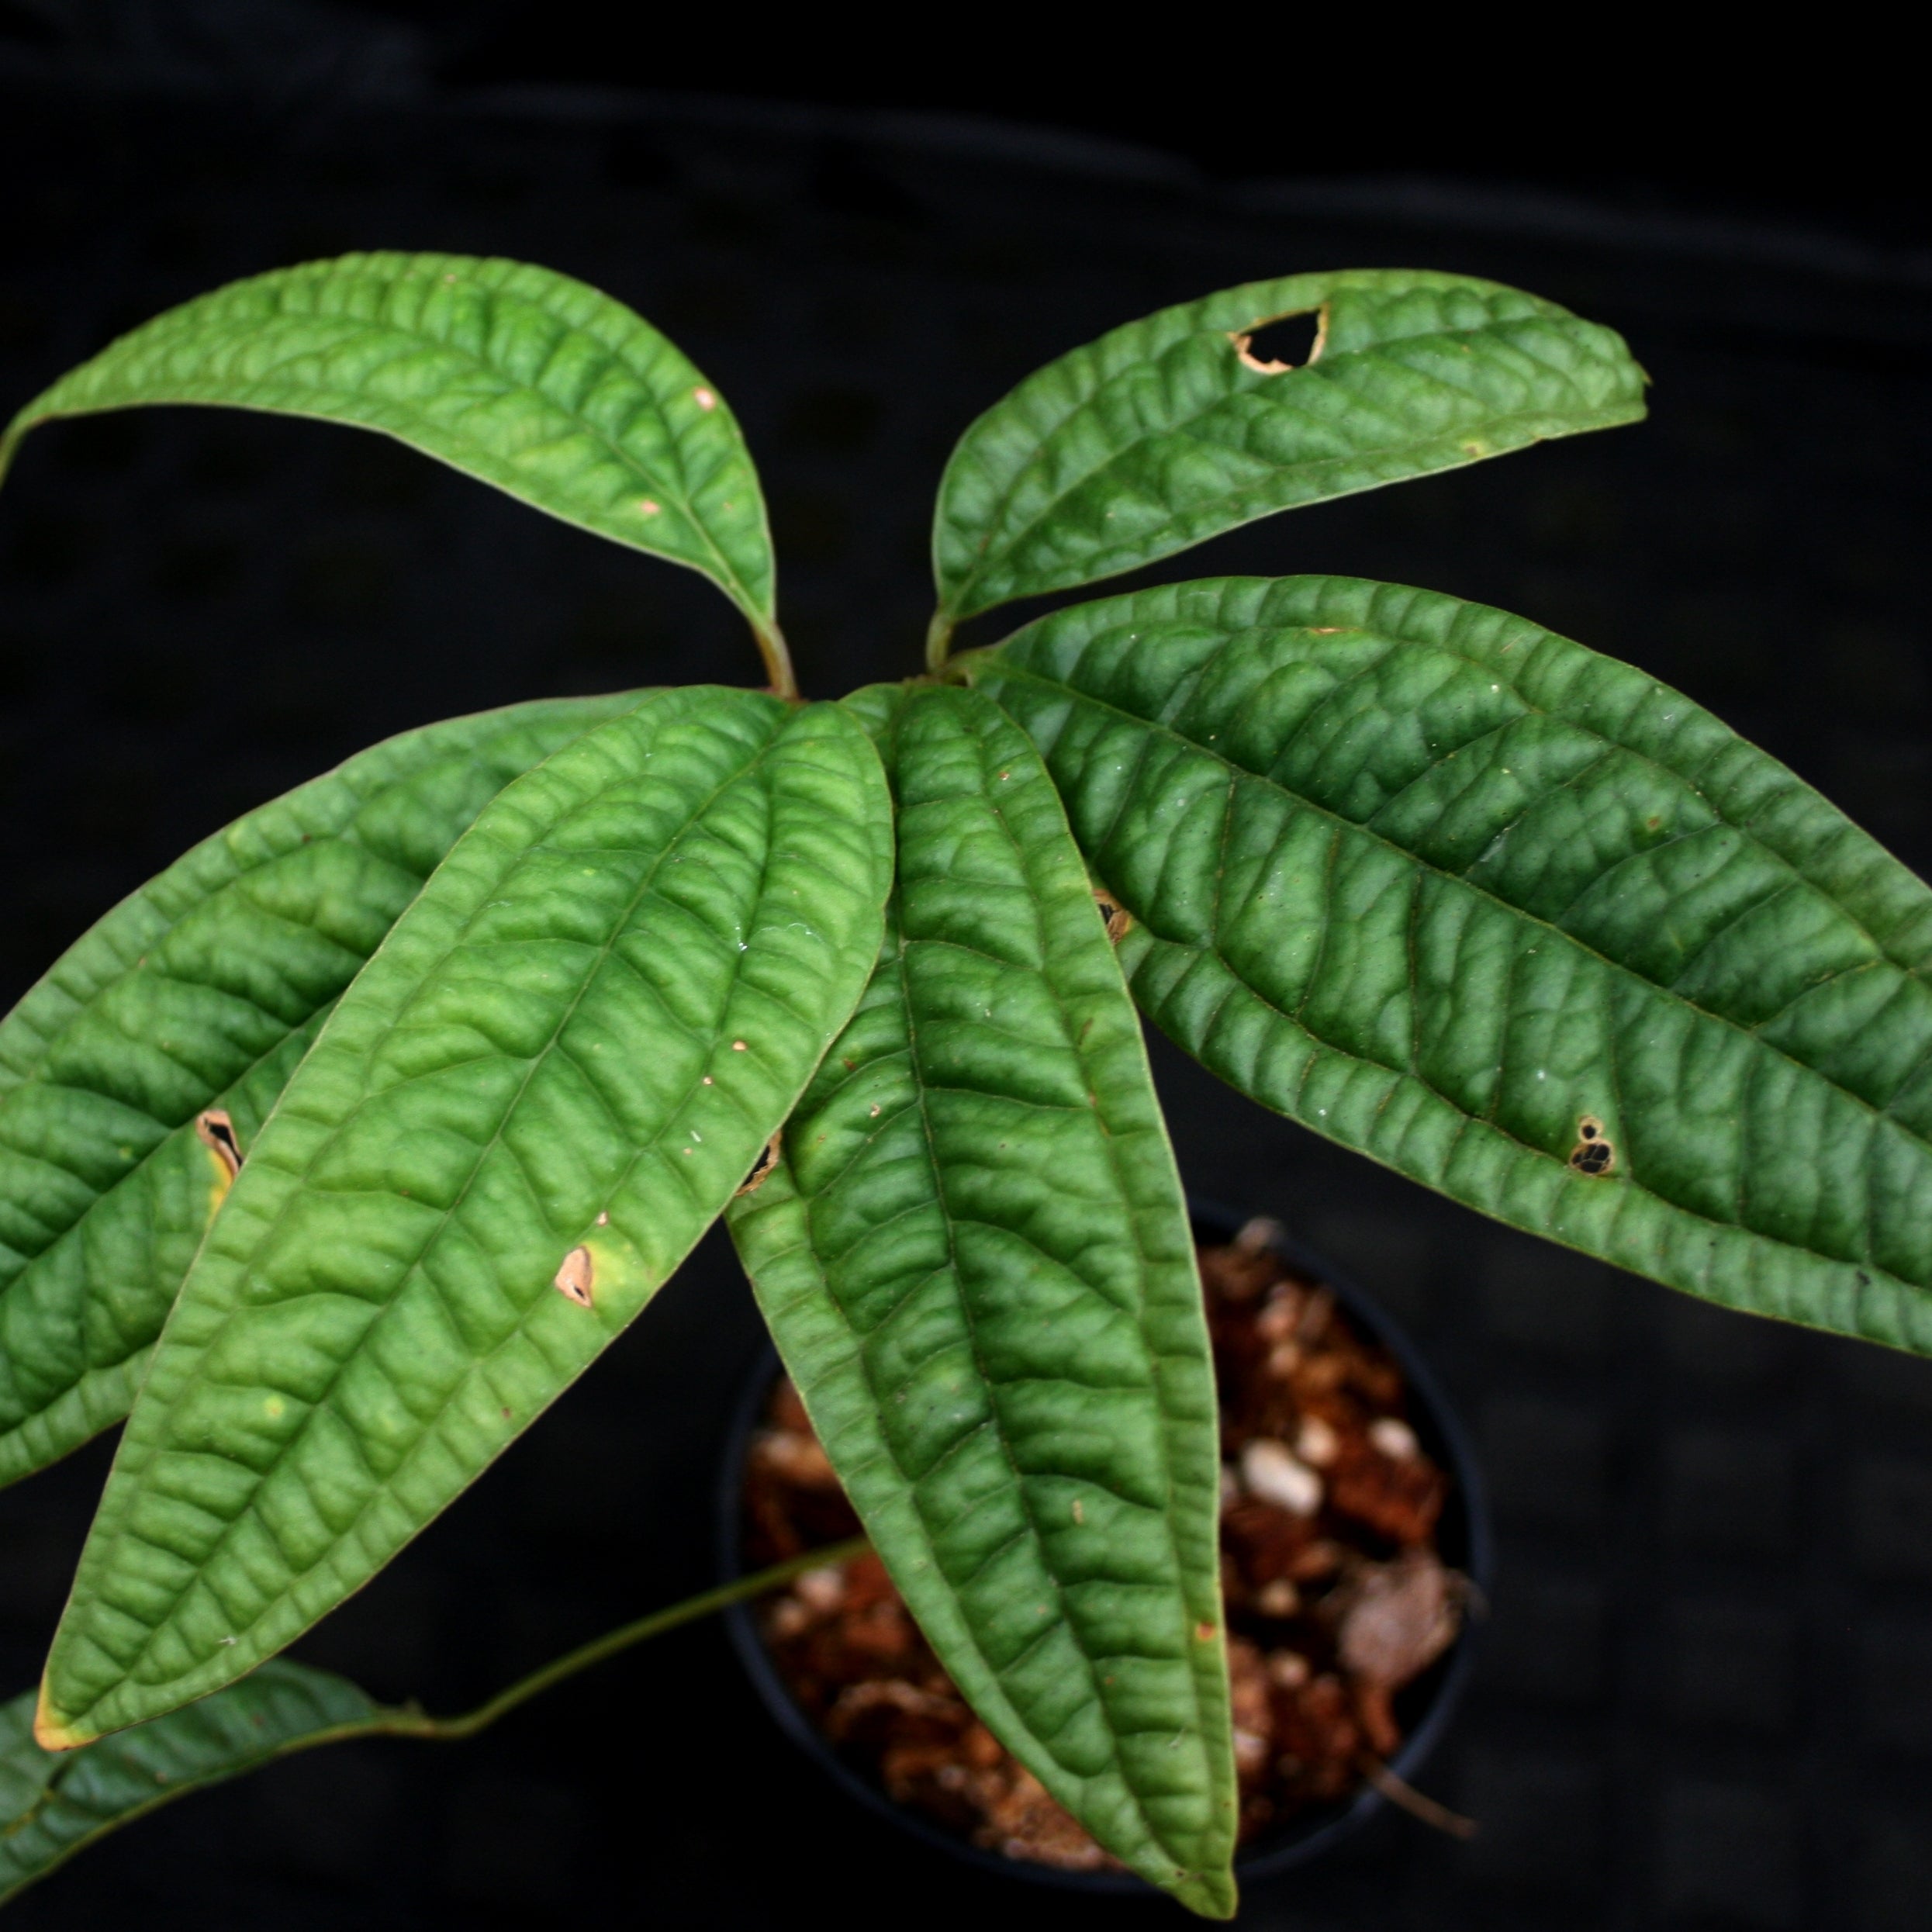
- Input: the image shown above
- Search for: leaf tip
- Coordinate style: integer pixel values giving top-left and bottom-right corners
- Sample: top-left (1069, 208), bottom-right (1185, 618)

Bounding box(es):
top-left (32, 1681), bottom-right (88, 1754)
top-left (1173, 1865), bottom-right (1240, 1920)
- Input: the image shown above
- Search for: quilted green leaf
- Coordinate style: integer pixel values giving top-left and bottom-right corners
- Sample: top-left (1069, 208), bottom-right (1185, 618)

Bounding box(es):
top-left (967, 576), bottom-right (1932, 1353)
top-left (38, 687), bottom-right (892, 1745)
top-left (0, 252), bottom-right (778, 638)
top-left (728, 683), bottom-right (1234, 1916)
top-left (0, 692), bottom-right (642, 1491)
top-left (929, 270), bottom-right (1645, 647)
top-left (0, 1661), bottom-right (378, 1903)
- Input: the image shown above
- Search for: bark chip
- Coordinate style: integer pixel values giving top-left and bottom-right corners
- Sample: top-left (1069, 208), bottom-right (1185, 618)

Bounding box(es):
top-left (554, 1246), bottom-right (595, 1308)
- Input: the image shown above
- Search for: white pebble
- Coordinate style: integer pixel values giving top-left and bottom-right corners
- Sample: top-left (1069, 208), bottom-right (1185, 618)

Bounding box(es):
top-left (1295, 1414), bottom-right (1340, 1467)
top-left (794, 1564), bottom-right (845, 1611)
top-left (1241, 1438), bottom-right (1323, 1516)
top-left (1370, 1417), bottom-right (1419, 1460)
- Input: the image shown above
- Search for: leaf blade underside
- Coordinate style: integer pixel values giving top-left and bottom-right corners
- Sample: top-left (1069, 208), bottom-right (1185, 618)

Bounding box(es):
top-left (931, 269), bottom-right (1646, 630)
top-left (0, 1661), bottom-right (379, 1904)
top-left (967, 575), bottom-right (1932, 1351)
top-left (40, 687), bottom-right (892, 1744)
top-left (728, 683), bottom-right (1236, 1917)
top-left (0, 692), bottom-right (644, 1491)
top-left (0, 253), bottom-right (776, 626)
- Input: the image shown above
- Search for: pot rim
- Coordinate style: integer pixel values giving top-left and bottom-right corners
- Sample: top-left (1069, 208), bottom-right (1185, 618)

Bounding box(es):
top-left (717, 1198), bottom-right (1493, 1895)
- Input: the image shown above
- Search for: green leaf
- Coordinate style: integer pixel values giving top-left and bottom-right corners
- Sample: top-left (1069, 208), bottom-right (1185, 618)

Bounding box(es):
top-left (0, 253), bottom-right (776, 630)
top-left (728, 683), bottom-right (1235, 1917)
top-left (0, 692), bottom-right (642, 1491)
top-left (931, 271), bottom-right (1645, 637)
top-left (0, 1661), bottom-right (379, 1905)
top-left (38, 687), bottom-right (892, 1745)
top-left (968, 575), bottom-right (1932, 1353)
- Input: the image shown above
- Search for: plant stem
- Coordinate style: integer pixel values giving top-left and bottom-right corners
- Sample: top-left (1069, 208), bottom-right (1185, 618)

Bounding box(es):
top-left (925, 610), bottom-right (954, 673)
top-left (752, 616), bottom-right (800, 700)
top-left (382, 1536), bottom-right (869, 1743)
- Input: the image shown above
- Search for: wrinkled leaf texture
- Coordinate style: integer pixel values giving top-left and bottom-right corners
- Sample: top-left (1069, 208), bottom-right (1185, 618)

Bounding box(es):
top-left (39, 687), bottom-right (892, 1745)
top-left (729, 683), bottom-right (1235, 1916)
top-left (0, 1661), bottom-right (378, 1903)
top-left (931, 269), bottom-right (1645, 630)
top-left (969, 576), bottom-right (1932, 1352)
top-left (0, 693), bottom-right (641, 1491)
top-left (0, 253), bottom-right (776, 627)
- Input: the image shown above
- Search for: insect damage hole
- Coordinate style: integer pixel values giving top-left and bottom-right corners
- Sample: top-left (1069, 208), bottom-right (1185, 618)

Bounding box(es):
top-left (736, 1129), bottom-right (783, 1198)
top-left (554, 1246), bottom-right (595, 1308)
top-left (1231, 307), bottom-right (1327, 375)
top-left (1092, 887), bottom-right (1135, 945)
top-left (194, 1109), bottom-right (243, 1180)
top-left (1568, 1115), bottom-right (1616, 1176)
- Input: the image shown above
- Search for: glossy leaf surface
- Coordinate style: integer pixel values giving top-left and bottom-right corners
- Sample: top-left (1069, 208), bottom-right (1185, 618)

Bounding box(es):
top-left (931, 271), bottom-right (1645, 631)
top-left (0, 1661), bottom-right (378, 1903)
top-left (0, 253), bottom-right (776, 627)
top-left (969, 577), bottom-right (1932, 1351)
top-left (729, 684), bottom-right (1234, 1916)
top-left (40, 688), bottom-right (892, 1744)
top-left (0, 693), bottom-right (641, 1491)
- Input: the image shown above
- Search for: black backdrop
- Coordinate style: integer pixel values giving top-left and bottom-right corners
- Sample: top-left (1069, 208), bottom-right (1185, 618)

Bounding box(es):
top-left (3, 12), bottom-right (1932, 1930)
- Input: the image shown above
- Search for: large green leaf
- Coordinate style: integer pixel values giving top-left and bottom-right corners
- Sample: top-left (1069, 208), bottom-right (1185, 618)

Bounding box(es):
top-left (38, 687), bottom-right (892, 1745)
top-left (930, 270), bottom-right (1645, 642)
top-left (0, 1661), bottom-right (378, 1903)
top-left (0, 693), bottom-right (642, 1491)
top-left (967, 575), bottom-right (1932, 1352)
top-left (0, 253), bottom-right (776, 631)
top-left (728, 683), bottom-right (1235, 1917)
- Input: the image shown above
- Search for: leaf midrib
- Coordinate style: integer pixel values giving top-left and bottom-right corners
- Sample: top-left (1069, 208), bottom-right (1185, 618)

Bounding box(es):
top-left (987, 658), bottom-right (1932, 1272)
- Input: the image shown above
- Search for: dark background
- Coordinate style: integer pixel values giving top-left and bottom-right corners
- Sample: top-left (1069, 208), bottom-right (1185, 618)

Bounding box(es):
top-left (3, 5), bottom-right (1931, 1928)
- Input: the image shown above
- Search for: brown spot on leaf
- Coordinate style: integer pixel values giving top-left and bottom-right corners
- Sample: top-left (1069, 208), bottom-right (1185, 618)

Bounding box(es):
top-left (1568, 1115), bottom-right (1615, 1175)
top-left (554, 1246), bottom-right (595, 1308)
top-left (194, 1109), bottom-right (243, 1180)
top-left (737, 1128), bottom-right (783, 1198)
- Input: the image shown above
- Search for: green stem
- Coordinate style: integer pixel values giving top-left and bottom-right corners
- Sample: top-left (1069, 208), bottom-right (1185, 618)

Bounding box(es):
top-left (752, 616), bottom-right (800, 700)
top-left (925, 609), bottom-right (955, 674)
top-left (381, 1536), bottom-right (868, 1742)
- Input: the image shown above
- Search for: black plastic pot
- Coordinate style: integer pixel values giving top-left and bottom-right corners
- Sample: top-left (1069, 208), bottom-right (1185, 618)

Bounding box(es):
top-left (717, 1201), bottom-right (1493, 1895)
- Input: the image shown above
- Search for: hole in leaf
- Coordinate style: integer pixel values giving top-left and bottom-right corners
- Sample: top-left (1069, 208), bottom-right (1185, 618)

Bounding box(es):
top-left (1233, 309), bottom-right (1325, 375)
top-left (737, 1129), bottom-right (783, 1198)
top-left (1568, 1116), bottom-right (1615, 1176)
top-left (1093, 887), bottom-right (1135, 945)
top-left (194, 1109), bottom-right (242, 1180)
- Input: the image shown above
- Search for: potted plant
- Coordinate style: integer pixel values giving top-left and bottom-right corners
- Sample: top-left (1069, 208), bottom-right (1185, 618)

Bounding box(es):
top-left (0, 254), bottom-right (1919, 1916)
top-left (721, 1204), bottom-right (1493, 1885)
